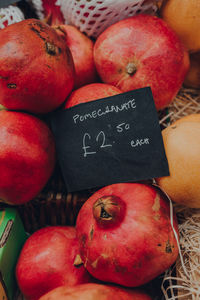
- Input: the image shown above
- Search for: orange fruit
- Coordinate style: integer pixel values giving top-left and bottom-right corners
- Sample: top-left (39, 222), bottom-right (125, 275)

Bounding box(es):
top-left (156, 114), bottom-right (200, 207)
top-left (160, 0), bottom-right (200, 52)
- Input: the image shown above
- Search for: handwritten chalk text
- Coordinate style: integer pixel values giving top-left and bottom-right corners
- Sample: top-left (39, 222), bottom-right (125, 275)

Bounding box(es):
top-left (131, 138), bottom-right (150, 147)
top-left (73, 99), bottom-right (136, 124)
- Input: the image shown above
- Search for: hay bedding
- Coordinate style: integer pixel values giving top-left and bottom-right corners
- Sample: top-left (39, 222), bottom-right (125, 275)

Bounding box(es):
top-left (162, 206), bottom-right (200, 299)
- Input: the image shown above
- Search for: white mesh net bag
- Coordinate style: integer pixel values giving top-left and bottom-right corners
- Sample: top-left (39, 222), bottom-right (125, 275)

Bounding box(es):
top-left (29, 0), bottom-right (46, 20)
top-left (30, 0), bottom-right (158, 38)
top-left (0, 5), bottom-right (24, 29)
top-left (60, 0), bottom-right (159, 37)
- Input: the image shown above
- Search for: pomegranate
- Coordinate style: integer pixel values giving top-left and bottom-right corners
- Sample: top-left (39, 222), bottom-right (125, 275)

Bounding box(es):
top-left (32, 0), bottom-right (65, 25)
top-left (16, 226), bottom-right (91, 300)
top-left (76, 183), bottom-right (179, 287)
top-left (55, 24), bottom-right (97, 88)
top-left (39, 283), bottom-right (152, 300)
top-left (65, 83), bottom-right (122, 108)
top-left (0, 110), bottom-right (55, 205)
top-left (0, 19), bottom-right (75, 114)
top-left (94, 14), bottom-right (190, 110)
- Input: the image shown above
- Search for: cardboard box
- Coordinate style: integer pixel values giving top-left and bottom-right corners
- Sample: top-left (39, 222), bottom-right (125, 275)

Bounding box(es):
top-left (0, 207), bottom-right (27, 300)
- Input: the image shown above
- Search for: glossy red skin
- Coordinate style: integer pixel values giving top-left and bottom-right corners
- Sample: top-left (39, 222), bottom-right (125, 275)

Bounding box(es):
top-left (39, 283), bottom-right (152, 300)
top-left (65, 83), bottom-right (122, 108)
top-left (0, 110), bottom-right (55, 205)
top-left (76, 183), bottom-right (179, 287)
top-left (57, 25), bottom-right (97, 88)
top-left (94, 14), bottom-right (190, 110)
top-left (16, 226), bottom-right (91, 300)
top-left (0, 19), bottom-right (75, 114)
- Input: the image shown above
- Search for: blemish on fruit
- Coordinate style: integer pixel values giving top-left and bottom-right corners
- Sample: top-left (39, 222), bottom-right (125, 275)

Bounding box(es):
top-left (0, 75), bottom-right (8, 80)
top-left (165, 240), bottom-right (172, 253)
top-left (65, 47), bottom-right (73, 65)
top-left (132, 261), bottom-right (142, 269)
top-left (115, 264), bottom-right (127, 274)
top-left (84, 255), bottom-right (88, 268)
top-left (89, 226), bottom-right (94, 240)
top-left (55, 26), bottom-right (67, 37)
top-left (101, 253), bottom-right (108, 259)
top-left (33, 20), bottom-right (46, 32)
top-left (73, 254), bottom-right (83, 268)
top-left (152, 193), bottom-right (160, 212)
top-left (45, 42), bottom-right (61, 56)
top-left (80, 234), bottom-right (87, 246)
top-left (7, 83), bottom-right (17, 89)
top-left (91, 257), bottom-right (99, 269)
top-left (154, 215), bottom-right (160, 221)
top-left (152, 193), bottom-right (161, 220)
top-left (30, 26), bottom-right (46, 41)
top-left (171, 125), bottom-right (177, 129)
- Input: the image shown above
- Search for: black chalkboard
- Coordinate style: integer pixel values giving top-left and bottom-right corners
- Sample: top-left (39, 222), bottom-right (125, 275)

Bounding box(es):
top-left (51, 87), bottom-right (169, 192)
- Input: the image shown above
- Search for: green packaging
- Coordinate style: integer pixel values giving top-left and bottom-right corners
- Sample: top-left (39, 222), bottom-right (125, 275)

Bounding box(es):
top-left (0, 207), bottom-right (27, 300)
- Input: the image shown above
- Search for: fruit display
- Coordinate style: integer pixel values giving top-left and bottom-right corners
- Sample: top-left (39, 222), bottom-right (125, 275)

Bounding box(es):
top-left (0, 1), bottom-right (199, 300)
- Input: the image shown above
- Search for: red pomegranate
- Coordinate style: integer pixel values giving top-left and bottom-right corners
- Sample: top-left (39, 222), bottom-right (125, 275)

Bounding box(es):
top-left (76, 183), bottom-right (179, 287)
top-left (39, 283), bottom-right (152, 300)
top-left (94, 14), bottom-right (190, 110)
top-left (0, 19), bottom-right (75, 114)
top-left (34, 0), bottom-right (65, 25)
top-left (65, 83), bottom-right (122, 108)
top-left (16, 226), bottom-right (92, 300)
top-left (55, 24), bottom-right (97, 88)
top-left (0, 110), bottom-right (56, 205)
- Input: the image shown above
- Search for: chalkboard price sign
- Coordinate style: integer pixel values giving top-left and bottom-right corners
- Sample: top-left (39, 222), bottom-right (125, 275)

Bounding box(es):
top-left (51, 87), bottom-right (169, 192)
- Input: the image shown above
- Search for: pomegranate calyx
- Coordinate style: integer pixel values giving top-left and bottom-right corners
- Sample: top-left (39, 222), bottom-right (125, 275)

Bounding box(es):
top-left (100, 207), bottom-right (112, 220)
top-left (93, 195), bottom-right (125, 228)
top-left (126, 62), bottom-right (137, 76)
